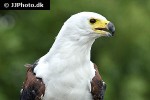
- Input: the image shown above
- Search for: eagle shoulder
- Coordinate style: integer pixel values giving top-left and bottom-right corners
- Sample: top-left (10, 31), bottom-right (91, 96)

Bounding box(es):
top-left (91, 64), bottom-right (106, 100)
top-left (20, 63), bottom-right (45, 100)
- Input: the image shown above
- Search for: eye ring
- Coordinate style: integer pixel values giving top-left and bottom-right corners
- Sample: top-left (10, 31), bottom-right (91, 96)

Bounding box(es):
top-left (90, 19), bottom-right (96, 24)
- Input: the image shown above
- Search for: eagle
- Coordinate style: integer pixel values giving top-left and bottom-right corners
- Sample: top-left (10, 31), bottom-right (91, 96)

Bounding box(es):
top-left (20, 12), bottom-right (115, 100)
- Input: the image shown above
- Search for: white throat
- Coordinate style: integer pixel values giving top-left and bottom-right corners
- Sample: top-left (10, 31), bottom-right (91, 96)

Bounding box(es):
top-left (45, 24), bottom-right (96, 65)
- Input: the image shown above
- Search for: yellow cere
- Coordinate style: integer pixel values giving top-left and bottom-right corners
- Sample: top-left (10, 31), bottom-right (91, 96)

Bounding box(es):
top-left (89, 18), bottom-right (110, 32)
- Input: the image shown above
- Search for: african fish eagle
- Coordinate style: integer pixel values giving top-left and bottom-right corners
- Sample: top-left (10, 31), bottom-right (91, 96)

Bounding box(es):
top-left (20, 12), bottom-right (115, 100)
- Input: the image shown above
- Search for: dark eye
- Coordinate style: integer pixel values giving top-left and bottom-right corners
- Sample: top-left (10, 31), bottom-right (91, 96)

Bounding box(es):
top-left (90, 19), bottom-right (96, 24)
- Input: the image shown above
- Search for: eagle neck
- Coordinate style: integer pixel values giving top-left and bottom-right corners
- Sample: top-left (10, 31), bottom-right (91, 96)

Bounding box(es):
top-left (45, 33), bottom-right (95, 64)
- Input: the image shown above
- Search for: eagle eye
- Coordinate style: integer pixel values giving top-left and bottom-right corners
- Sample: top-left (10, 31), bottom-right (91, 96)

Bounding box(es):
top-left (90, 19), bottom-right (96, 24)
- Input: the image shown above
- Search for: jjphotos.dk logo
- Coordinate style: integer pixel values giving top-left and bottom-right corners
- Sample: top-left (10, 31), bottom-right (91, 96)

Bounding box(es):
top-left (1, 0), bottom-right (50, 10)
top-left (4, 2), bottom-right (44, 8)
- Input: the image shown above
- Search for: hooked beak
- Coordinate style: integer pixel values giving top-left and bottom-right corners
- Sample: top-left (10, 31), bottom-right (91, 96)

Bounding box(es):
top-left (95, 22), bottom-right (115, 36)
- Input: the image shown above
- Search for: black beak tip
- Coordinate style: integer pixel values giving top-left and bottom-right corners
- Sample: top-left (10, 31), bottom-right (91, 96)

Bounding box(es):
top-left (108, 22), bottom-right (115, 36)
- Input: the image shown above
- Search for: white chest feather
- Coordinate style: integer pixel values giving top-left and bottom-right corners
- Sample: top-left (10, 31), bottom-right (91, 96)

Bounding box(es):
top-left (34, 57), bottom-right (95, 100)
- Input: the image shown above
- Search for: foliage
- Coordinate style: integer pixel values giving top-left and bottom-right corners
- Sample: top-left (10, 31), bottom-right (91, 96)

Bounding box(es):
top-left (0, 0), bottom-right (149, 100)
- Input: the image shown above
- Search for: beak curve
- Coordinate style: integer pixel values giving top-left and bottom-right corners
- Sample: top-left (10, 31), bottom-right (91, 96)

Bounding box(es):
top-left (94, 21), bottom-right (115, 37)
top-left (107, 22), bottom-right (115, 36)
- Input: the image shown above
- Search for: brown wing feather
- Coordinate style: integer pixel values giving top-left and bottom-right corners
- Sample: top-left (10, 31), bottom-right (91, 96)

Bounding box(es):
top-left (20, 64), bottom-right (45, 100)
top-left (91, 64), bottom-right (106, 100)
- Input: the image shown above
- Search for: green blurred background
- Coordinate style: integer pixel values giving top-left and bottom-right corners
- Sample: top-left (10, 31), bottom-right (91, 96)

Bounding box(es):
top-left (0, 0), bottom-right (150, 100)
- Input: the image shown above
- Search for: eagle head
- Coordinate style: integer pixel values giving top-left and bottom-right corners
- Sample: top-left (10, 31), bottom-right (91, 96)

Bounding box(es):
top-left (61, 12), bottom-right (115, 40)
